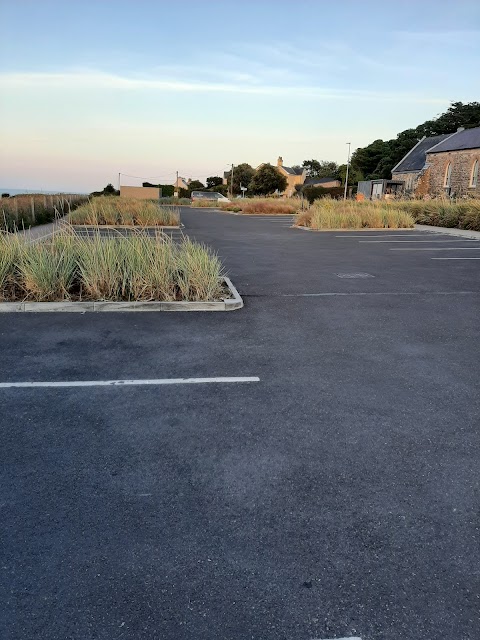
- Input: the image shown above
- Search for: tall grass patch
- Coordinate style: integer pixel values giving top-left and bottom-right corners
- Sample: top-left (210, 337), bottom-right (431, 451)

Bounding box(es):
top-left (296, 200), bottom-right (415, 229)
top-left (396, 199), bottom-right (480, 231)
top-left (219, 197), bottom-right (301, 215)
top-left (0, 227), bottom-right (224, 303)
top-left (1, 194), bottom-right (87, 231)
top-left (70, 198), bottom-right (180, 226)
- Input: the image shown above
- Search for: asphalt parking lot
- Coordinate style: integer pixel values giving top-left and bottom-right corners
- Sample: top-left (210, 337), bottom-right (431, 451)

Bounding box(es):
top-left (1, 208), bottom-right (479, 640)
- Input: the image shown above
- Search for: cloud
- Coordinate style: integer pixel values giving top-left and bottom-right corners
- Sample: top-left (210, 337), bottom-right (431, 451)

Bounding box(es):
top-left (0, 69), bottom-right (448, 104)
top-left (394, 29), bottom-right (480, 44)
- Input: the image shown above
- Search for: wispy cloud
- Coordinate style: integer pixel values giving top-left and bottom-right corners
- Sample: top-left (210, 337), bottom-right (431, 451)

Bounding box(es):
top-left (0, 69), bottom-right (448, 104)
top-left (394, 29), bottom-right (480, 44)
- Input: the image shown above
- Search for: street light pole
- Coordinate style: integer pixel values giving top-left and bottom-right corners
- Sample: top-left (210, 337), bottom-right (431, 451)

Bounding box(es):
top-left (344, 142), bottom-right (351, 201)
top-left (230, 164), bottom-right (234, 198)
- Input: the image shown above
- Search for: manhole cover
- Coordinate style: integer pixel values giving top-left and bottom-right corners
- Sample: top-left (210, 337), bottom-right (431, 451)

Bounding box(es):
top-left (336, 273), bottom-right (375, 278)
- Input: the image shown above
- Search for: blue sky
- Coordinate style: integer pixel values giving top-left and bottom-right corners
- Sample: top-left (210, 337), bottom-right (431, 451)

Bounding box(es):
top-left (1, 0), bottom-right (479, 192)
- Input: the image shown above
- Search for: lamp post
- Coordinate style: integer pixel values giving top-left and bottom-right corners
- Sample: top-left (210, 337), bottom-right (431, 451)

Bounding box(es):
top-left (344, 142), bottom-right (351, 201)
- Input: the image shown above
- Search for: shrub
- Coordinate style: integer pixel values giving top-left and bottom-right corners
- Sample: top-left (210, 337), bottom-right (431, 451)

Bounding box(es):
top-left (301, 186), bottom-right (344, 204)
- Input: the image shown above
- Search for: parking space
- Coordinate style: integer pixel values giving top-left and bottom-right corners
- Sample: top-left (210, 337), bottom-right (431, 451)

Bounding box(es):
top-left (1, 207), bottom-right (479, 640)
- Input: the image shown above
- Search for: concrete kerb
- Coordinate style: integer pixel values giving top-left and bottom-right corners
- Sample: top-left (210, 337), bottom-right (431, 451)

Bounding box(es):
top-left (70, 224), bottom-right (182, 231)
top-left (293, 226), bottom-right (417, 232)
top-left (415, 224), bottom-right (480, 239)
top-left (0, 277), bottom-right (244, 313)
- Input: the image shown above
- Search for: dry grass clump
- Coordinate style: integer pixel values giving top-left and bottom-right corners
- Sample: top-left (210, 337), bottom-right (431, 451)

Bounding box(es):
top-left (70, 197), bottom-right (179, 226)
top-left (0, 228), bottom-right (224, 302)
top-left (191, 199), bottom-right (221, 208)
top-left (219, 197), bottom-right (301, 215)
top-left (1, 194), bottom-right (87, 231)
top-left (396, 198), bottom-right (480, 231)
top-left (296, 200), bottom-right (414, 229)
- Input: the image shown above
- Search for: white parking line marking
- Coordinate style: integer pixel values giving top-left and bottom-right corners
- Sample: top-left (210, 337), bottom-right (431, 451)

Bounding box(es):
top-left (335, 234), bottom-right (435, 237)
top-left (390, 247), bottom-right (480, 251)
top-left (359, 239), bottom-right (478, 243)
top-left (0, 377), bottom-right (261, 389)
top-left (432, 257), bottom-right (480, 260)
top-left (313, 637), bottom-right (362, 640)
top-left (281, 291), bottom-right (479, 297)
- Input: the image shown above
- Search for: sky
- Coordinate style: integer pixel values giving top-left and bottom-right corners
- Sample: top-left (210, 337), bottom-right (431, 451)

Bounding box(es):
top-left (0, 0), bottom-right (479, 193)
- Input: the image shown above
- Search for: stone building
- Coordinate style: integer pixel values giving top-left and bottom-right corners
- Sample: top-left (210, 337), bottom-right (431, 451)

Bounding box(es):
top-left (392, 127), bottom-right (480, 198)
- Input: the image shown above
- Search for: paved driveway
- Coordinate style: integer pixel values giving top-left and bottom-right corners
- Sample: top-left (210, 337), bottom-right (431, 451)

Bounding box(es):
top-left (1, 208), bottom-right (479, 640)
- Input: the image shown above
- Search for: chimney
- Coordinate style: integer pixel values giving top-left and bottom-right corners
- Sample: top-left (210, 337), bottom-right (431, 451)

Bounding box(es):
top-left (277, 156), bottom-right (283, 167)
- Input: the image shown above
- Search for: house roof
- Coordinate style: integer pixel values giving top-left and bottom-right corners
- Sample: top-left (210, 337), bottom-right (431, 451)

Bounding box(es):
top-left (426, 126), bottom-right (480, 153)
top-left (304, 176), bottom-right (339, 186)
top-left (392, 133), bottom-right (452, 173)
top-left (282, 166), bottom-right (304, 175)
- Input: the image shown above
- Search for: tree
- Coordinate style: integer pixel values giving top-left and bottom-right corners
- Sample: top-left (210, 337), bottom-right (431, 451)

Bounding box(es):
top-left (206, 176), bottom-right (223, 188)
top-left (142, 182), bottom-right (175, 197)
top-left (224, 163), bottom-right (255, 195)
top-left (90, 183), bottom-right (120, 197)
top-left (103, 183), bottom-right (118, 195)
top-left (302, 159), bottom-right (340, 179)
top-left (302, 159), bottom-right (322, 177)
top-left (206, 183), bottom-right (228, 196)
top-left (188, 180), bottom-right (205, 191)
top-left (249, 164), bottom-right (287, 195)
top-left (337, 164), bottom-right (364, 185)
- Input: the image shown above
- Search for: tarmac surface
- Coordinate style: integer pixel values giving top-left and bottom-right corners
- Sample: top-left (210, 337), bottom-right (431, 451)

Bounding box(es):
top-left (1, 208), bottom-right (479, 640)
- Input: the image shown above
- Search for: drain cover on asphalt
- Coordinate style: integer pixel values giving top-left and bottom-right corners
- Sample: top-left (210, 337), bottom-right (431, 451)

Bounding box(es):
top-left (336, 272), bottom-right (375, 278)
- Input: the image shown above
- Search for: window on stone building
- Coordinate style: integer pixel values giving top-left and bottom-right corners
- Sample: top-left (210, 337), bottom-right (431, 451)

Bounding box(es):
top-left (444, 162), bottom-right (452, 189)
top-left (470, 159), bottom-right (479, 188)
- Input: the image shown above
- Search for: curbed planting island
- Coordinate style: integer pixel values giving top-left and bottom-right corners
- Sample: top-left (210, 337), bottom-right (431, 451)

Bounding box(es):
top-left (69, 197), bottom-right (181, 228)
top-left (0, 227), bottom-right (242, 312)
top-left (294, 200), bottom-right (415, 230)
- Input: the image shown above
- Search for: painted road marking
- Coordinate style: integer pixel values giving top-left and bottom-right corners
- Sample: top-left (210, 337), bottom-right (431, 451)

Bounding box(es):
top-left (335, 234), bottom-right (436, 237)
top-left (390, 247), bottom-right (480, 251)
top-left (281, 291), bottom-right (480, 297)
top-left (313, 637), bottom-right (362, 640)
top-left (359, 239), bottom-right (479, 243)
top-left (431, 257), bottom-right (480, 260)
top-left (0, 377), bottom-right (261, 389)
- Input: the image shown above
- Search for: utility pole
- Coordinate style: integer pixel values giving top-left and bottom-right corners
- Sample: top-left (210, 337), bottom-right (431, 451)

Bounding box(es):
top-left (230, 164), bottom-right (234, 198)
top-left (118, 172), bottom-right (121, 191)
top-left (344, 142), bottom-right (351, 201)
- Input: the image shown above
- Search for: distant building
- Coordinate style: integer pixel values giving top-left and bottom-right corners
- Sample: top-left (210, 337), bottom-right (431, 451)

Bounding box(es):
top-left (303, 176), bottom-right (342, 189)
top-left (174, 176), bottom-right (190, 191)
top-left (391, 127), bottom-right (480, 198)
top-left (257, 157), bottom-right (340, 197)
top-left (120, 185), bottom-right (160, 199)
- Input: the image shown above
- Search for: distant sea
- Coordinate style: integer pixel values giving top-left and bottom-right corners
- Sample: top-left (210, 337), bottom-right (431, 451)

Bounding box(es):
top-left (1, 188), bottom-right (88, 196)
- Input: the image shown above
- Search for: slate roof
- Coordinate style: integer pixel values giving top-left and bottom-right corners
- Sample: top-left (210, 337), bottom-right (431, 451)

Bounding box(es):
top-left (282, 166), bottom-right (304, 175)
top-left (304, 176), bottom-right (340, 186)
top-left (427, 126), bottom-right (480, 153)
top-left (392, 134), bottom-right (452, 173)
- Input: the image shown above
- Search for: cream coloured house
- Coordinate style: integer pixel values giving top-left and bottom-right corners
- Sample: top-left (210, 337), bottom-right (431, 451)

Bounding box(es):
top-left (174, 176), bottom-right (190, 191)
top-left (257, 157), bottom-right (341, 197)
